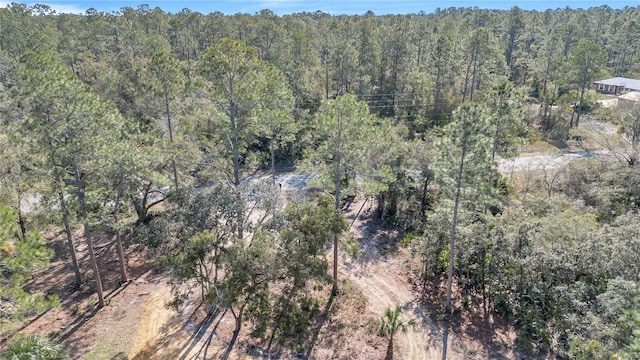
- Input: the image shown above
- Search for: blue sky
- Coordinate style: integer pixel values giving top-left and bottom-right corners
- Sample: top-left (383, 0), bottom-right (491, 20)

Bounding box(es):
top-left (0, 0), bottom-right (637, 15)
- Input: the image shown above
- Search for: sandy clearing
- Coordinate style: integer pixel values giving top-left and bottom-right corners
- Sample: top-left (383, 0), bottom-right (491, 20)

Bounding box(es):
top-left (127, 282), bottom-right (254, 360)
top-left (126, 198), bottom-right (479, 360)
top-left (498, 150), bottom-right (612, 172)
top-left (343, 254), bottom-right (461, 360)
top-left (340, 200), bottom-right (466, 360)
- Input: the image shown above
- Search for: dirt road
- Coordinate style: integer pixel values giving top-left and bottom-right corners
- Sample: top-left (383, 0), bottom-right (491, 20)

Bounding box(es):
top-left (343, 257), bottom-right (444, 359)
top-left (497, 150), bottom-right (611, 173)
top-left (340, 203), bottom-right (464, 360)
top-left (127, 285), bottom-right (249, 360)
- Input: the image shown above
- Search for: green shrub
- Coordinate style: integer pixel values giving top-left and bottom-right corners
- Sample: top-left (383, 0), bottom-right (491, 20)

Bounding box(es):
top-left (568, 338), bottom-right (609, 360)
top-left (1, 335), bottom-right (69, 360)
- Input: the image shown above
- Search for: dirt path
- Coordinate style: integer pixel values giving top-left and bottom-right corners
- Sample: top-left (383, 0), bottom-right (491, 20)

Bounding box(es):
top-left (341, 203), bottom-right (463, 360)
top-left (343, 257), bottom-right (443, 359)
top-left (498, 150), bottom-right (612, 173)
top-left (128, 289), bottom-right (180, 359)
top-left (125, 198), bottom-right (469, 359)
top-left (127, 287), bottom-right (249, 360)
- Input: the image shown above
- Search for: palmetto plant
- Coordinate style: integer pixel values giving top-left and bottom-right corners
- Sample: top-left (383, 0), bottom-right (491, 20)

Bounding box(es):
top-left (1, 335), bottom-right (69, 360)
top-left (378, 305), bottom-right (418, 360)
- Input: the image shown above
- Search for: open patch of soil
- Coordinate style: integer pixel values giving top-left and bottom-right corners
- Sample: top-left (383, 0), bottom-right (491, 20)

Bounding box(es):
top-left (6, 197), bottom-right (519, 360)
top-left (5, 227), bottom-right (160, 359)
top-left (342, 199), bottom-right (519, 360)
top-left (5, 223), bottom-right (388, 359)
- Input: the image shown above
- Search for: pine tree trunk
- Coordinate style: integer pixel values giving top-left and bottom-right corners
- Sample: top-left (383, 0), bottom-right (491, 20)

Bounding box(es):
top-left (376, 192), bottom-right (385, 219)
top-left (420, 176), bottom-right (432, 213)
top-left (133, 182), bottom-right (152, 224)
top-left (446, 145), bottom-right (467, 314)
top-left (441, 325), bottom-right (449, 360)
top-left (16, 185), bottom-right (26, 239)
top-left (271, 132), bottom-right (276, 183)
top-left (74, 165), bottom-right (105, 308)
top-left (469, 52), bottom-right (479, 102)
top-left (462, 58), bottom-right (472, 102)
top-left (333, 150), bottom-right (342, 295)
top-left (50, 142), bottom-right (82, 289)
top-left (481, 245), bottom-right (487, 317)
top-left (58, 190), bottom-right (82, 290)
top-left (230, 99), bottom-right (244, 239)
top-left (113, 166), bottom-right (128, 283)
top-left (575, 76), bottom-right (588, 128)
top-left (164, 92), bottom-right (179, 191)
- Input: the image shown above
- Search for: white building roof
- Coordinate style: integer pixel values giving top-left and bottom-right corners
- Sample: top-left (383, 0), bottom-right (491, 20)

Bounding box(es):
top-left (594, 77), bottom-right (640, 91)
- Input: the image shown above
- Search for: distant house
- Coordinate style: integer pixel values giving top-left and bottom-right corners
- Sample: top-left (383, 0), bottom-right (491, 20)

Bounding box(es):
top-left (594, 77), bottom-right (640, 95)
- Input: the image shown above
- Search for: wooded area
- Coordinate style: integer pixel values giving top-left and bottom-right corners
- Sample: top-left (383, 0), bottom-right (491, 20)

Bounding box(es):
top-left (1, 3), bottom-right (640, 359)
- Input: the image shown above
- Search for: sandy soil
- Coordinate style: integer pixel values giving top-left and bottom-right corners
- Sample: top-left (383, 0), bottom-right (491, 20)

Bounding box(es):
top-left (9, 195), bottom-right (516, 360)
top-left (13, 230), bottom-right (159, 359)
top-left (343, 256), bottom-right (444, 359)
top-left (342, 198), bottom-right (520, 360)
top-left (166, 186), bottom-right (443, 359)
top-left (126, 287), bottom-right (251, 360)
top-left (340, 202), bottom-right (466, 360)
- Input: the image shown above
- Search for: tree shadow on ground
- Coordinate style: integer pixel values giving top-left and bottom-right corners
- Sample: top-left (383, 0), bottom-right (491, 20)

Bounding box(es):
top-left (180, 309), bottom-right (227, 360)
top-left (416, 276), bottom-right (517, 359)
top-left (343, 199), bottom-right (403, 276)
top-left (304, 290), bottom-right (336, 359)
top-left (8, 228), bottom-right (159, 355)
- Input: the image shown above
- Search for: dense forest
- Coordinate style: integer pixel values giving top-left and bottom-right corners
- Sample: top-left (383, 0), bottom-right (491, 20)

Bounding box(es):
top-left (1, 2), bottom-right (640, 359)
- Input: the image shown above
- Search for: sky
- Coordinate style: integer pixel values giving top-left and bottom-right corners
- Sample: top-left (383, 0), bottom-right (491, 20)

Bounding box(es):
top-left (0, 0), bottom-right (638, 15)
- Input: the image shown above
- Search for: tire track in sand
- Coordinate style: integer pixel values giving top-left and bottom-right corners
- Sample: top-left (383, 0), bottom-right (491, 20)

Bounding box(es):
top-left (342, 255), bottom-right (442, 360)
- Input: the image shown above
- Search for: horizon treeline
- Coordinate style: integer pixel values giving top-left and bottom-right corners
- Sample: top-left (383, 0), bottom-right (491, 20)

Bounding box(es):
top-left (2, 3), bottom-right (640, 359)
top-left (1, 4), bottom-right (639, 125)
